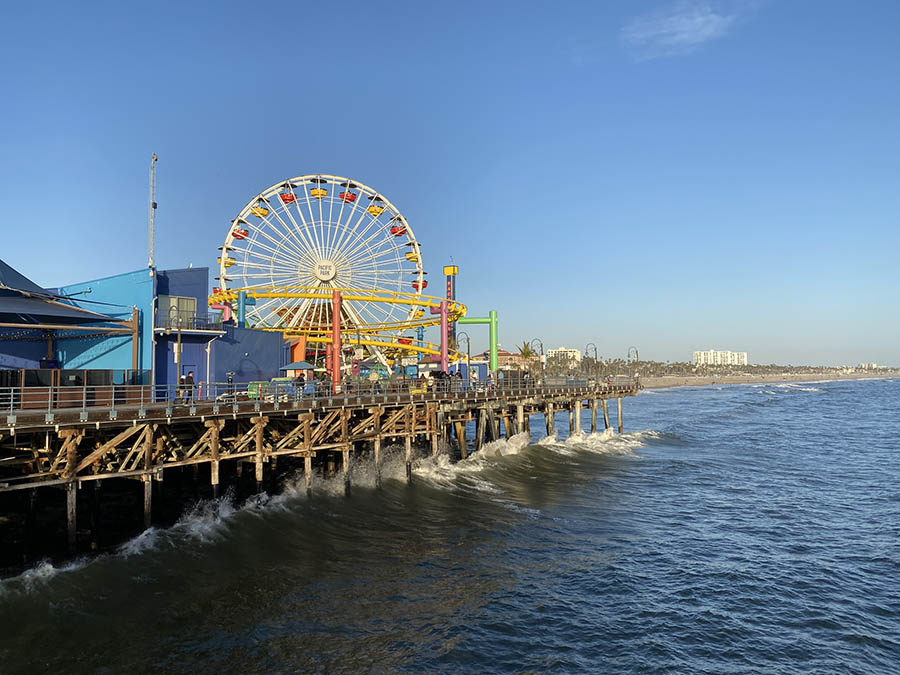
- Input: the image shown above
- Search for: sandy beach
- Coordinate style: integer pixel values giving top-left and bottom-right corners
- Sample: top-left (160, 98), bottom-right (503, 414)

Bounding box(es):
top-left (640, 372), bottom-right (898, 390)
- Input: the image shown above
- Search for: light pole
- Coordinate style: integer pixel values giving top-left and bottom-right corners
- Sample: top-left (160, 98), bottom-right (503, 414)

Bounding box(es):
top-left (585, 342), bottom-right (598, 380)
top-left (530, 338), bottom-right (544, 378)
top-left (457, 331), bottom-right (471, 389)
top-left (628, 346), bottom-right (640, 385)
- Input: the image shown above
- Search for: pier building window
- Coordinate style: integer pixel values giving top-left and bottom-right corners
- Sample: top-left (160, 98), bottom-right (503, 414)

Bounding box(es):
top-left (158, 295), bottom-right (197, 329)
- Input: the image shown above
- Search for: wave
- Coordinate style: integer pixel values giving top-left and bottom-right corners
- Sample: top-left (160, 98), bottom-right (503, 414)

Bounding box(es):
top-left (775, 383), bottom-right (822, 392)
top-left (1, 428), bottom-right (659, 592)
top-left (0, 557), bottom-right (91, 597)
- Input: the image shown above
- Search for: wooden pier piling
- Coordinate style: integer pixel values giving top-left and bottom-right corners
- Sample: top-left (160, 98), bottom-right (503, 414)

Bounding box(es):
top-left (405, 435), bottom-right (412, 483)
top-left (0, 382), bottom-right (641, 561)
top-left (455, 421), bottom-right (468, 460)
top-left (617, 397), bottom-right (623, 434)
top-left (304, 454), bottom-right (313, 493)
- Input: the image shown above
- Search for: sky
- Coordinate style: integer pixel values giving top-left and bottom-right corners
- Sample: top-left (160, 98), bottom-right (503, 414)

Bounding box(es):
top-left (1, 0), bottom-right (898, 366)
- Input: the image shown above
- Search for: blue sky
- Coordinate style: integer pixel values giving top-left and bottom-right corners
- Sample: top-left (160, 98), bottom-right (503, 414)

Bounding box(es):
top-left (1, 1), bottom-right (898, 366)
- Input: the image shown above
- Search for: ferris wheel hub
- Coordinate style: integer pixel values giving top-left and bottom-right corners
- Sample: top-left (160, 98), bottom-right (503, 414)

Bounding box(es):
top-left (313, 260), bottom-right (337, 282)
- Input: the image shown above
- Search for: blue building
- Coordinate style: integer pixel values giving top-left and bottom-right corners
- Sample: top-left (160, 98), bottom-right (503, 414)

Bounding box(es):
top-left (1, 259), bottom-right (287, 393)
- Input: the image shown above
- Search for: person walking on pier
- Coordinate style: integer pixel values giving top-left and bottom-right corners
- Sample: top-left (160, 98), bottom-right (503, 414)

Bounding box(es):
top-left (184, 371), bottom-right (195, 404)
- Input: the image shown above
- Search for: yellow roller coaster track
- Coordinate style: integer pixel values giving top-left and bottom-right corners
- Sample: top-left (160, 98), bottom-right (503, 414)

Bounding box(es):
top-left (208, 286), bottom-right (467, 361)
top-left (209, 286), bottom-right (467, 333)
top-left (302, 335), bottom-right (463, 362)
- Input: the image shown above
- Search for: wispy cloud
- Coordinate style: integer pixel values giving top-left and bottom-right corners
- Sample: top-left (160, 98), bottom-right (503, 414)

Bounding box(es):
top-left (622, 1), bottom-right (755, 60)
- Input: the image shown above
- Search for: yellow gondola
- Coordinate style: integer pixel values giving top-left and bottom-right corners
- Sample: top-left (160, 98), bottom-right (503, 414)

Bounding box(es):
top-left (250, 206), bottom-right (269, 217)
top-left (217, 257), bottom-right (236, 268)
top-left (413, 309), bottom-right (425, 319)
top-left (310, 188), bottom-right (327, 198)
top-left (367, 205), bottom-right (385, 216)
top-left (405, 252), bottom-right (418, 262)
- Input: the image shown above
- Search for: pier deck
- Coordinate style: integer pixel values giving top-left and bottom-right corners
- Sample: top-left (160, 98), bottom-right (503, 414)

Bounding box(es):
top-left (0, 381), bottom-right (641, 557)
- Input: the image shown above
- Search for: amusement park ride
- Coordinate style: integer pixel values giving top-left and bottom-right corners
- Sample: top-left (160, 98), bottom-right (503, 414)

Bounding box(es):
top-left (208, 174), bottom-right (495, 387)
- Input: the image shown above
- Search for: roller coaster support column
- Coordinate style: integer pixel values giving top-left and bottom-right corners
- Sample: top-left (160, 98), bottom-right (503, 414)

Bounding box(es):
top-left (444, 264), bottom-right (458, 347)
top-left (440, 301), bottom-right (449, 373)
top-left (416, 326), bottom-right (425, 362)
top-left (331, 291), bottom-right (342, 394)
top-left (428, 301), bottom-right (450, 372)
top-left (458, 310), bottom-right (499, 372)
top-left (237, 291), bottom-right (246, 327)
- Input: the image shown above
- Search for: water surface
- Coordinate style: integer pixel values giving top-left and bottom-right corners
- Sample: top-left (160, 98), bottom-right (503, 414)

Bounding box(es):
top-left (2, 379), bottom-right (898, 673)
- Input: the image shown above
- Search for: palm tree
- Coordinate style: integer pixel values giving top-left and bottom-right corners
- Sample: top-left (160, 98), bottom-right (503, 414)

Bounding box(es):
top-left (517, 341), bottom-right (535, 358)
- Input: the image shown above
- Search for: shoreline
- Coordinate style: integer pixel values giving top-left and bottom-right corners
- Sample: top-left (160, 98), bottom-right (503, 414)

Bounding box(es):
top-left (640, 372), bottom-right (899, 390)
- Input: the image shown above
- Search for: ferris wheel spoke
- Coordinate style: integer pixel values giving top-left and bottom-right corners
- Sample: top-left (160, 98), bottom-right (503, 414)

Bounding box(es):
top-left (238, 247), bottom-right (314, 281)
top-left (284, 188), bottom-right (325, 261)
top-left (345, 245), bottom-right (407, 269)
top-left (340, 223), bottom-right (413, 268)
top-left (332, 181), bottom-right (366, 256)
top-left (255, 206), bottom-right (311, 261)
top-left (266, 198), bottom-right (321, 263)
top-left (342, 242), bottom-right (407, 276)
top-left (240, 223), bottom-right (310, 267)
top-left (331, 199), bottom-right (381, 258)
top-left (275, 294), bottom-right (307, 329)
top-left (251, 211), bottom-right (311, 262)
top-left (297, 181), bottom-right (327, 260)
top-left (238, 246), bottom-right (311, 269)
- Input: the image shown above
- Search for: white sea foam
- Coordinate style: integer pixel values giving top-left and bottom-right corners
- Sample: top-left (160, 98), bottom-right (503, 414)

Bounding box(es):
top-left (120, 495), bottom-right (238, 557)
top-left (0, 557), bottom-right (90, 597)
top-left (2, 428), bottom-right (657, 591)
top-left (776, 383), bottom-right (821, 392)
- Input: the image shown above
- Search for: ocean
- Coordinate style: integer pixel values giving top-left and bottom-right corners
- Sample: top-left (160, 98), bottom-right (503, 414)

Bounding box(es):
top-left (1, 378), bottom-right (898, 673)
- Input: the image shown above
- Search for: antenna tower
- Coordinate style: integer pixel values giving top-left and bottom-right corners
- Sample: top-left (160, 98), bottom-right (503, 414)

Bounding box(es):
top-left (148, 153), bottom-right (158, 274)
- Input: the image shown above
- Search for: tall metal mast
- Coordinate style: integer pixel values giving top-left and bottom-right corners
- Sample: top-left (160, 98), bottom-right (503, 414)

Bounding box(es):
top-left (148, 153), bottom-right (158, 275)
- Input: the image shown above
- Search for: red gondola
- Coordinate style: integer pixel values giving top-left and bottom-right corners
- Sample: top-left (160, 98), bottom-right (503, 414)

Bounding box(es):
top-left (232, 228), bottom-right (249, 240)
top-left (412, 281), bottom-right (428, 291)
top-left (398, 337), bottom-right (413, 345)
top-left (390, 225), bottom-right (406, 236)
top-left (340, 191), bottom-right (357, 203)
top-left (279, 192), bottom-right (295, 203)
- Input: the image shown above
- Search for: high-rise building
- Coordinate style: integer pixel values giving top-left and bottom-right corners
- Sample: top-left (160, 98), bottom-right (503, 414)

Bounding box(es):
top-left (693, 349), bottom-right (748, 366)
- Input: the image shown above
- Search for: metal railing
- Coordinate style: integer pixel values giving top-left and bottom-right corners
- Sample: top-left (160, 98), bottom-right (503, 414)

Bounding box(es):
top-left (155, 310), bottom-right (223, 332)
top-left (1, 377), bottom-right (641, 424)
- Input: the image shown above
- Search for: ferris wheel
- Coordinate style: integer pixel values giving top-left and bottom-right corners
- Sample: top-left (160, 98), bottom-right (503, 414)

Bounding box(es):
top-left (217, 174), bottom-right (426, 337)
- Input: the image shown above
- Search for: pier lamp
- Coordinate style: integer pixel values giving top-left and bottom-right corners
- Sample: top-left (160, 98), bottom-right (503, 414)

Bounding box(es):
top-left (529, 338), bottom-right (544, 368)
top-left (457, 332), bottom-right (471, 386)
top-left (456, 330), bottom-right (472, 388)
top-left (585, 342), bottom-right (598, 380)
top-left (628, 346), bottom-right (640, 383)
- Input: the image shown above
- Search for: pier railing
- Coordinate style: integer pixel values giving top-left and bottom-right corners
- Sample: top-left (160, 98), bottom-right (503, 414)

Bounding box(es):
top-left (1, 376), bottom-right (641, 428)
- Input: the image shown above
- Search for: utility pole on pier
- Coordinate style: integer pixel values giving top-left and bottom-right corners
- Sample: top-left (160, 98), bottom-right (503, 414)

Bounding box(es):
top-left (148, 153), bottom-right (158, 276)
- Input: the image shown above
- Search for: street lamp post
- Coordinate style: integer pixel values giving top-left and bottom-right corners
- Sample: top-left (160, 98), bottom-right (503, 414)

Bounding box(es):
top-left (457, 331), bottom-right (471, 390)
top-left (585, 342), bottom-right (598, 381)
top-left (628, 346), bottom-right (640, 385)
top-left (529, 338), bottom-right (544, 380)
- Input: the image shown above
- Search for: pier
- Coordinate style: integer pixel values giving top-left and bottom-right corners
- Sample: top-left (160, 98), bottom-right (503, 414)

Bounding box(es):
top-left (0, 380), bottom-right (640, 558)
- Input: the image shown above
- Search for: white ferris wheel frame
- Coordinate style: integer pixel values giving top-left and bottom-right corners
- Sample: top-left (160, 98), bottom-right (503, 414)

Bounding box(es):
top-left (218, 174), bottom-right (426, 338)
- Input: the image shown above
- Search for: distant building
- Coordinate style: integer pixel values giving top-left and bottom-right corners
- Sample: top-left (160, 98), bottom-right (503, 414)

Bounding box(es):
top-left (547, 347), bottom-right (581, 363)
top-left (477, 349), bottom-right (533, 368)
top-left (693, 349), bottom-right (748, 366)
